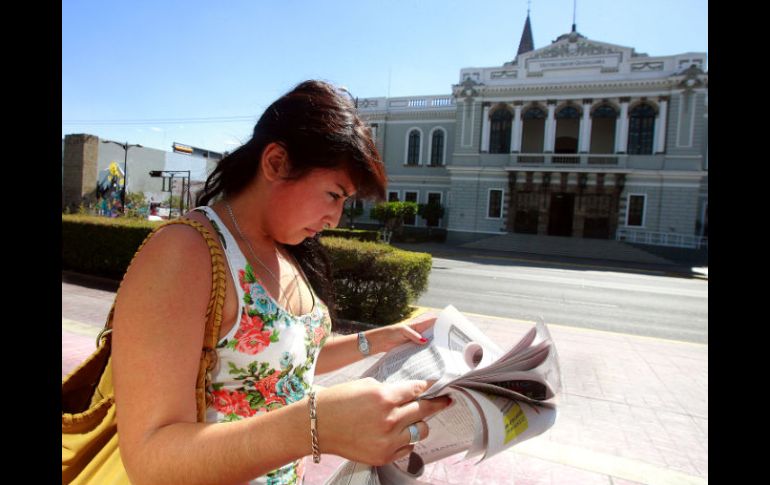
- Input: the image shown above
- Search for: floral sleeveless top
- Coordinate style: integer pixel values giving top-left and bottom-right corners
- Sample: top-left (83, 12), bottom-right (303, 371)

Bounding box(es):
top-left (193, 206), bottom-right (332, 485)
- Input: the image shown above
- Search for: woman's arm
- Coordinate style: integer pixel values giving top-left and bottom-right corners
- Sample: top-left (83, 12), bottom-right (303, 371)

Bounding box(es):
top-left (112, 225), bottom-right (450, 485)
top-left (314, 314), bottom-right (436, 375)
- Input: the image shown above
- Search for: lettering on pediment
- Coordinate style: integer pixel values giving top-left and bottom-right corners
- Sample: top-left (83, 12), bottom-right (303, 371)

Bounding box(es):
top-left (524, 40), bottom-right (625, 74)
top-left (529, 41), bottom-right (623, 60)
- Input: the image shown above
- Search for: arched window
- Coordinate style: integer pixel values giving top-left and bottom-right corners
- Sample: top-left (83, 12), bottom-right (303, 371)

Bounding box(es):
top-left (521, 106), bottom-right (546, 155)
top-left (430, 129), bottom-right (444, 166)
top-left (627, 104), bottom-right (656, 154)
top-left (523, 107), bottom-right (546, 120)
top-left (489, 108), bottom-right (513, 153)
top-left (590, 104), bottom-right (618, 154)
top-left (555, 106), bottom-right (580, 154)
top-left (592, 104), bottom-right (618, 119)
top-left (556, 106), bottom-right (580, 120)
top-left (407, 130), bottom-right (420, 165)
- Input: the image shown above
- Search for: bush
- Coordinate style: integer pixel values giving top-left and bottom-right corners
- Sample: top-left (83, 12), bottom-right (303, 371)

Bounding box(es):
top-left (62, 216), bottom-right (432, 325)
top-left (322, 237), bottom-right (431, 325)
top-left (62, 214), bottom-right (162, 280)
top-left (320, 228), bottom-right (380, 242)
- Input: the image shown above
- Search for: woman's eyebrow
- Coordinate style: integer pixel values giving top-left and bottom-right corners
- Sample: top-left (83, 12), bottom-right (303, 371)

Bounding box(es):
top-left (336, 183), bottom-right (354, 197)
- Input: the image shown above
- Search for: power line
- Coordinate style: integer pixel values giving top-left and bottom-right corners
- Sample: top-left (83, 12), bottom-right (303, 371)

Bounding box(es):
top-left (62, 115), bottom-right (256, 126)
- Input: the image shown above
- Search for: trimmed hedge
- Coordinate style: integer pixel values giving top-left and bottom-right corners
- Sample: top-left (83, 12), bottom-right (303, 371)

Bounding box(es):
top-left (320, 228), bottom-right (380, 242)
top-left (62, 215), bottom-right (163, 280)
top-left (62, 215), bottom-right (432, 325)
top-left (323, 237), bottom-right (432, 325)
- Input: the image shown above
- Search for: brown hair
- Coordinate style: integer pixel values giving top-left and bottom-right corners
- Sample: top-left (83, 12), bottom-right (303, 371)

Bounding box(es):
top-left (195, 80), bottom-right (387, 322)
top-left (196, 80), bottom-right (386, 206)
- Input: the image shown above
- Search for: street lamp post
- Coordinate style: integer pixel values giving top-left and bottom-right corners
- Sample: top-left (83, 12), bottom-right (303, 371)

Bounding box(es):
top-left (101, 140), bottom-right (143, 214)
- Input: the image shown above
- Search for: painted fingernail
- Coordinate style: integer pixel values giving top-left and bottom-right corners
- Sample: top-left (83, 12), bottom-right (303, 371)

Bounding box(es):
top-left (420, 338), bottom-right (428, 343)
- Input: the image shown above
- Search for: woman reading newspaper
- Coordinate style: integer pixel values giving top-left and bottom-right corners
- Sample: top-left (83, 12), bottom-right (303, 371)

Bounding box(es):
top-left (110, 80), bottom-right (452, 485)
top-left (326, 305), bottom-right (562, 485)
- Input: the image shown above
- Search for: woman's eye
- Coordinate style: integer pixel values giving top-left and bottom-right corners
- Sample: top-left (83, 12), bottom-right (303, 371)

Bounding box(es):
top-left (329, 192), bottom-right (341, 201)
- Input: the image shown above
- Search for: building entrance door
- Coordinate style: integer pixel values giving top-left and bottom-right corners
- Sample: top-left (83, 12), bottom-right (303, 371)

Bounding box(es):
top-left (548, 193), bottom-right (575, 236)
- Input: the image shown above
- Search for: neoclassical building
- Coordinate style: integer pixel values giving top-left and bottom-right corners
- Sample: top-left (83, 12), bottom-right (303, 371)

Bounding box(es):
top-left (355, 16), bottom-right (708, 248)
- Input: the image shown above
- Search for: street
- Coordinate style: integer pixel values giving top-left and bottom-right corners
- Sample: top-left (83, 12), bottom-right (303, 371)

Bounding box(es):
top-left (416, 256), bottom-right (708, 344)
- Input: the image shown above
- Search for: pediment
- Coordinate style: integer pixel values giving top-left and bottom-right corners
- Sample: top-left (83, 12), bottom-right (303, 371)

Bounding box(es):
top-left (518, 34), bottom-right (636, 76)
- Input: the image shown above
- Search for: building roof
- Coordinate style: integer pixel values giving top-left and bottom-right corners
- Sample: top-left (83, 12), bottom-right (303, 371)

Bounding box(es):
top-left (517, 14), bottom-right (535, 56)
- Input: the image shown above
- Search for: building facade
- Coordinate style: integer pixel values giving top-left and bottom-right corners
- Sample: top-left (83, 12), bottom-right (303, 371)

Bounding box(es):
top-left (62, 134), bottom-right (224, 212)
top-left (355, 19), bottom-right (708, 248)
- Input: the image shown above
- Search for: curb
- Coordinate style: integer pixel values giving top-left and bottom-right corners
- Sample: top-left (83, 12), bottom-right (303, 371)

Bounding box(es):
top-left (412, 247), bottom-right (703, 280)
top-left (62, 270), bottom-right (121, 291)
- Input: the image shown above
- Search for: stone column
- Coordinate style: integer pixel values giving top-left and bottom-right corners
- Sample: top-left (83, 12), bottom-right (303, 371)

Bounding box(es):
top-left (580, 99), bottom-right (593, 153)
top-left (615, 98), bottom-right (630, 153)
top-left (481, 104), bottom-right (490, 152)
top-left (654, 97), bottom-right (669, 154)
top-left (511, 103), bottom-right (523, 152)
top-left (545, 100), bottom-right (557, 153)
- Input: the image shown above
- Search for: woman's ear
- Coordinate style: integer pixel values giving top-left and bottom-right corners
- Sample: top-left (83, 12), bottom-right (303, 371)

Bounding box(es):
top-left (260, 142), bottom-right (292, 182)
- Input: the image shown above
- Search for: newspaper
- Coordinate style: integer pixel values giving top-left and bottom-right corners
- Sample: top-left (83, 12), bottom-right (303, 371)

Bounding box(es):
top-left (324, 305), bottom-right (562, 485)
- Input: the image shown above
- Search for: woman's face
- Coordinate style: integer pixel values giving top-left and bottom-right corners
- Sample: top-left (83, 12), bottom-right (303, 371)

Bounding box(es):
top-left (266, 166), bottom-right (357, 245)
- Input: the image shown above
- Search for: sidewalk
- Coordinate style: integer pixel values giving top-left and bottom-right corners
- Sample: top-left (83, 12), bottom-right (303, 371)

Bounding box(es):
top-left (62, 278), bottom-right (707, 485)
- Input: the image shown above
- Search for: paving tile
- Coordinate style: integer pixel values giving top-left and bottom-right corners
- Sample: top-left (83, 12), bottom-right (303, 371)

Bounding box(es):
top-left (62, 330), bottom-right (99, 379)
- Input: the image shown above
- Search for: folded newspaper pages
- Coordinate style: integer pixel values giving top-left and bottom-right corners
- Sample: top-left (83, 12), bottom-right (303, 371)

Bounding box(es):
top-left (324, 305), bottom-right (562, 485)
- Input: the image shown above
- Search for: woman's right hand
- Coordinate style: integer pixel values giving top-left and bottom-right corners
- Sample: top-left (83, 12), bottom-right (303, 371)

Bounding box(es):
top-left (314, 378), bottom-right (452, 465)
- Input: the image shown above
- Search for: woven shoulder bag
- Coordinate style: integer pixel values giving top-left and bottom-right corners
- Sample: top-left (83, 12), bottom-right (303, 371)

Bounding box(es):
top-left (62, 218), bottom-right (227, 484)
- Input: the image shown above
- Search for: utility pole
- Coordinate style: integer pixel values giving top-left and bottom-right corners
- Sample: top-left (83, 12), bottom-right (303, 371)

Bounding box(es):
top-left (101, 140), bottom-right (143, 214)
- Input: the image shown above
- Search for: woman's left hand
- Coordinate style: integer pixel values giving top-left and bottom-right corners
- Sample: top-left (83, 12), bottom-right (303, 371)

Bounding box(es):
top-left (374, 312), bottom-right (437, 354)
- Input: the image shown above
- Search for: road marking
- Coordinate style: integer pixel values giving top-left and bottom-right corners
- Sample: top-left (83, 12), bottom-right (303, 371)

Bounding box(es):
top-left (510, 439), bottom-right (706, 485)
top-left (563, 299), bottom-right (620, 309)
top-left (484, 291), bottom-right (621, 309)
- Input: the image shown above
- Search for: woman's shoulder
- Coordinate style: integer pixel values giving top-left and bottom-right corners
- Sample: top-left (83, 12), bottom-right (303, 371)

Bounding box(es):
top-left (122, 214), bottom-right (216, 289)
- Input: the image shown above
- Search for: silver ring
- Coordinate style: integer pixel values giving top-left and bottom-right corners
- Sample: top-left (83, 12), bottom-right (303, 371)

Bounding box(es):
top-left (408, 423), bottom-right (420, 445)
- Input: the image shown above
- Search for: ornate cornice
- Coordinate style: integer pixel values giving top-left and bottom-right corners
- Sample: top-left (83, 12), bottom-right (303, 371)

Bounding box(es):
top-left (475, 78), bottom-right (684, 97)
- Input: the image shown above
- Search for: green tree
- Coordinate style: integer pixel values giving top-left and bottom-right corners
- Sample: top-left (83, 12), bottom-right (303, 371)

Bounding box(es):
top-left (418, 201), bottom-right (445, 236)
top-left (370, 201), bottom-right (418, 238)
top-left (344, 198), bottom-right (364, 228)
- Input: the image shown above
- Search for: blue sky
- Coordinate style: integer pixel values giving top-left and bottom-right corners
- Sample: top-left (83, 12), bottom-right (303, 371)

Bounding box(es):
top-left (62, 0), bottom-right (708, 154)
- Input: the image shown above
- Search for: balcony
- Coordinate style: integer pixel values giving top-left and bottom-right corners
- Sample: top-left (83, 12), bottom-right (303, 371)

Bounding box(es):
top-left (496, 153), bottom-right (705, 172)
top-left (356, 95), bottom-right (455, 113)
top-left (508, 153), bottom-right (627, 168)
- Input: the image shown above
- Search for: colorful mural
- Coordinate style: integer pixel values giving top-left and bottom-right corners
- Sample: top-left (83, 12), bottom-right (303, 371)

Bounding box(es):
top-left (95, 161), bottom-right (125, 217)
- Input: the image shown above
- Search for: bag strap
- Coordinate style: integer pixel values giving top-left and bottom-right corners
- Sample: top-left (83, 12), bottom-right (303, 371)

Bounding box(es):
top-left (95, 217), bottom-right (227, 422)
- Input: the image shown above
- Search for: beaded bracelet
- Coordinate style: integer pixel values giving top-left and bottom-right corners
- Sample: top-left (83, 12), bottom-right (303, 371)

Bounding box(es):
top-left (308, 389), bottom-right (320, 463)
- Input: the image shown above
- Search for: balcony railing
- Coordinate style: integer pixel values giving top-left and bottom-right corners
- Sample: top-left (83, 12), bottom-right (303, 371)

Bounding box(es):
top-left (510, 153), bottom-right (626, 167)
top-left (616, 228), bottom-right (708, 249)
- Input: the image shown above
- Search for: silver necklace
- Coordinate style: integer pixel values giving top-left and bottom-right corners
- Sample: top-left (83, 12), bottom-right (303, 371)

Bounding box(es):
top-left (224, 200), bottom-right (304, 313)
